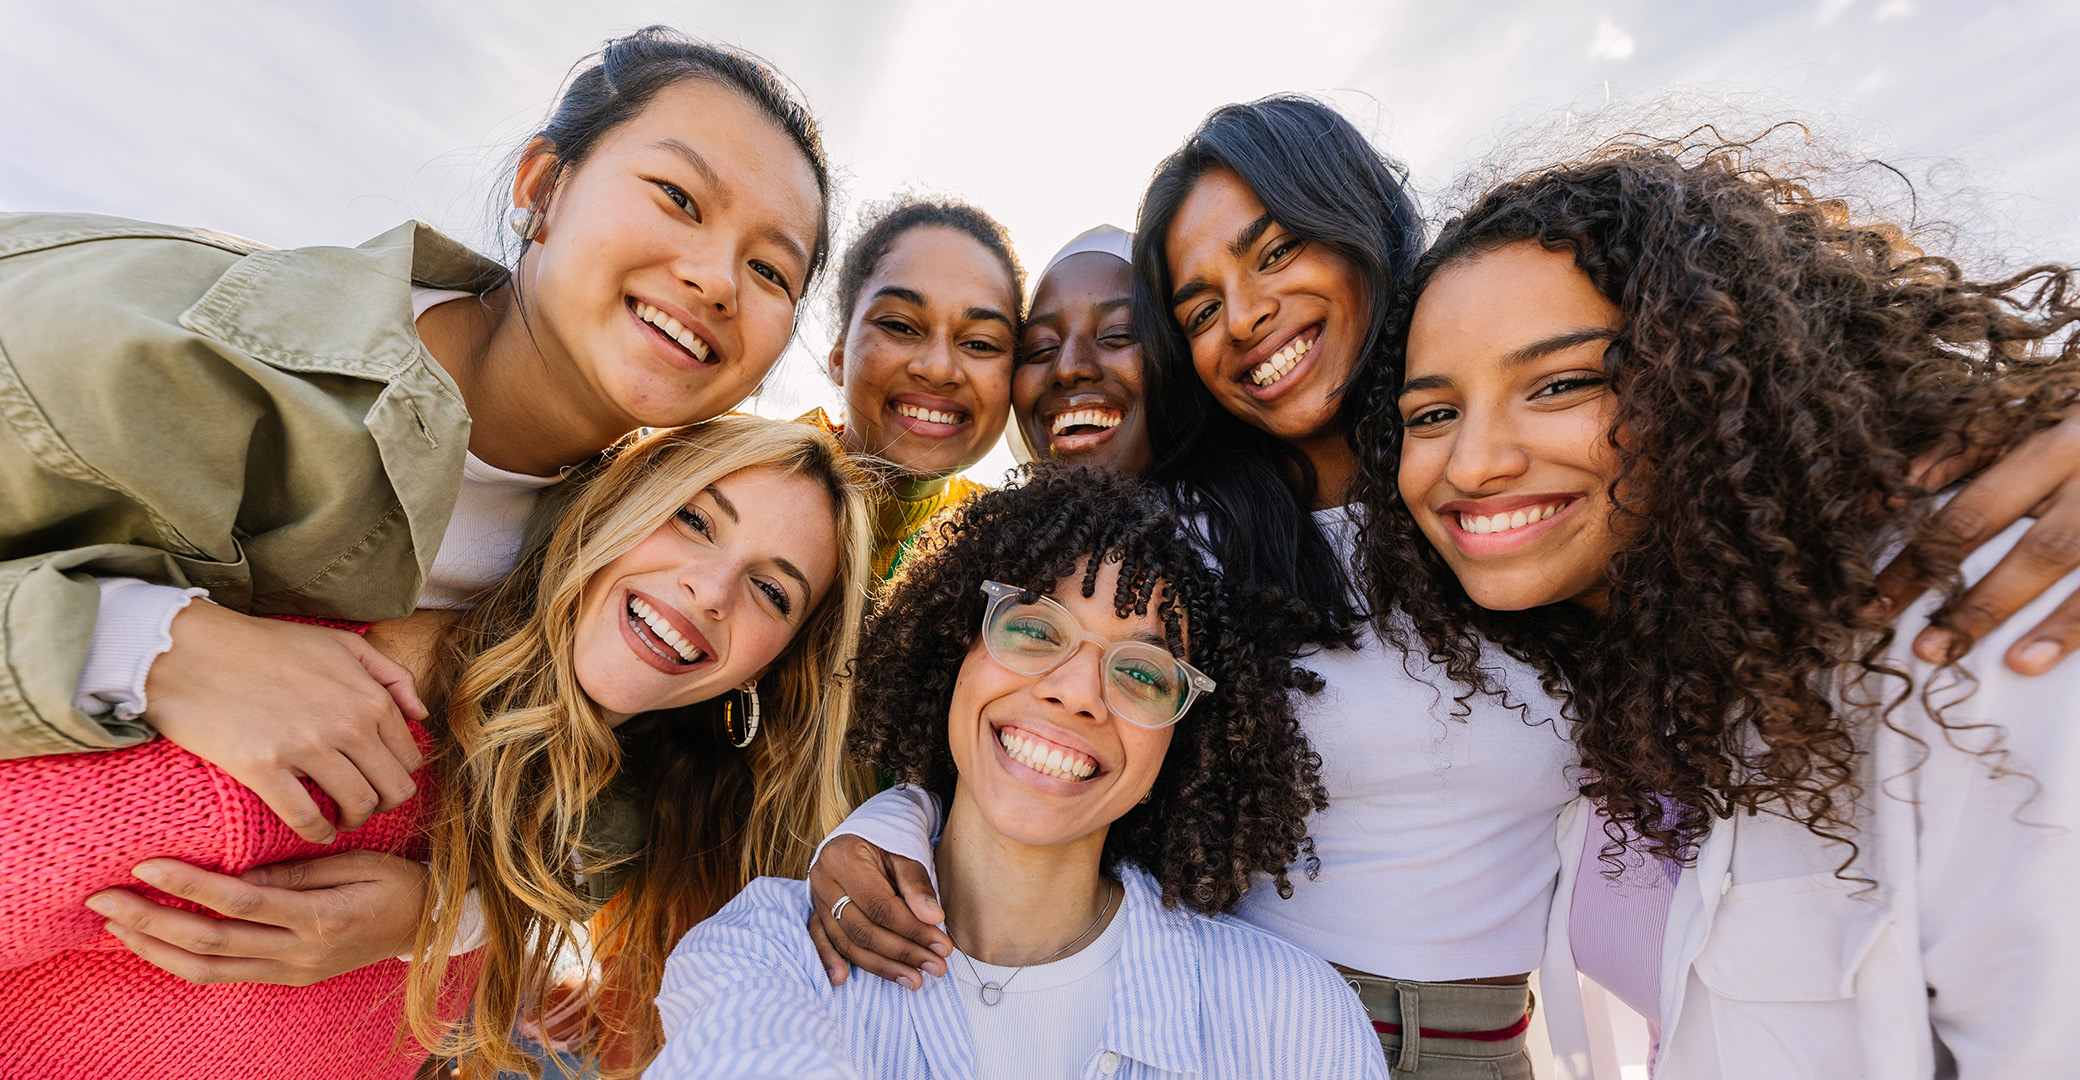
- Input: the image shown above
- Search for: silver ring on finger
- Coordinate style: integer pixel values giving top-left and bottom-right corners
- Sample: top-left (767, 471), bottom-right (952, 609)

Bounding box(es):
top-left (830, 894), bottom-right (853, 922)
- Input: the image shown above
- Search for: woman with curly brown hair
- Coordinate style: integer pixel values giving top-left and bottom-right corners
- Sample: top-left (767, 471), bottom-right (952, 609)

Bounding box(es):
top-left (1379, 137), bottom-right (2080, 1077)
top-left (647, 466), bottom-right (1383, 1080)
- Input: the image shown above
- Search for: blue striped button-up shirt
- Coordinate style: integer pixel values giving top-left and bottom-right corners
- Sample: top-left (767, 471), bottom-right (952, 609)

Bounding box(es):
top-left (647, 866), bottom-right (1386, 1080)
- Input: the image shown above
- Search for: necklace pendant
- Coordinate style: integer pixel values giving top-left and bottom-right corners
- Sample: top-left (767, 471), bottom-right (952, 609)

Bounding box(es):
top-left (978, 981), bottom-right (1004, 1006)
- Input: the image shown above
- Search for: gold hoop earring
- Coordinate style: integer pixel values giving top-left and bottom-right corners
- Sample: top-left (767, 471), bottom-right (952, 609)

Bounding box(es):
top-left (723, 681), bottom-right (762, 748)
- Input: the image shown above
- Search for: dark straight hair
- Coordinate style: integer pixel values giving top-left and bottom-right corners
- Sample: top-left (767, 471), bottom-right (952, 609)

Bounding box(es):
top-left (501, 25), bottom-right (835, 293)
top-left (1131, 95), bottom-right (1426, 639)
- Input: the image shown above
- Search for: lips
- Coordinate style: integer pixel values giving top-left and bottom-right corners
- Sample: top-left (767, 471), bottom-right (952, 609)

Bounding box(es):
top-left (1049, 406), bottom-right (1122, 436)
top-left (887, 395), bottom-right (971, 439)
top-left (996, 724), bottom-right (1099, 781)
top-left (1247, 326), bottom-right (1319, 388)
top-left (619, 589), bottom-right (716, 675)
top-left (1438, 495), bottom-right (1582, 556)
top-left (630, 298), bottom-right (720, 368)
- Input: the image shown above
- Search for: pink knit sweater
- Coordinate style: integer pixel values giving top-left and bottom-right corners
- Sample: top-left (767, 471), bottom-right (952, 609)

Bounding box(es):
top-left (0, 622), bottom-right (476, 1078)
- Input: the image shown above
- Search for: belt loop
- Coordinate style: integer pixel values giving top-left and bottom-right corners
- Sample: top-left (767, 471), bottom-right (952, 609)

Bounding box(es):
top-left (1395, 980), bottom-right (1421, 1073)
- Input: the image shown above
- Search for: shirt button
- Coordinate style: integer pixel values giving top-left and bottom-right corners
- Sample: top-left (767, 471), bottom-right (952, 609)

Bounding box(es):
top-left (1098, 1050), bottom-right (1120, 1074)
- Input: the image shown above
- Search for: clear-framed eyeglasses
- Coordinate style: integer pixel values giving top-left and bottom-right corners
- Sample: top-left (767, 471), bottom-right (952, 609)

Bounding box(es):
top-left (977, 581), bottom-right (1216, 729)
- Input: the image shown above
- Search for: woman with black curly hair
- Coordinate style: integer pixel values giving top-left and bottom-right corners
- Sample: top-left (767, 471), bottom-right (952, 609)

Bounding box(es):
top-left (1381, 137), bottom-right (2080, 1077)
top-left (646, 466), bottom-right (1382, 1080)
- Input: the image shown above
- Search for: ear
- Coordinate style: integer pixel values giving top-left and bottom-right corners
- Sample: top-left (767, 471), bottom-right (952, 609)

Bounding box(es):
top-left (826, 336), bottom-right (847, 387)
top-left (511, 137), bottom-right (561, 235)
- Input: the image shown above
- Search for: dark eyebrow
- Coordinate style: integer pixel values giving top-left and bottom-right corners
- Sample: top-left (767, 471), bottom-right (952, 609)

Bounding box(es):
top-left (1397, 327), bottom-right (1618, 399)
top-left (1168, 277), bottom-right (1211, 311)
top-left (1130, 631), bottom-right (1170, 649)
top-left (871, 286), bottom-right (926, 307)
top-left (772, 557), bottom-right (814, 608)
top-left (1227, 212), bottom-right (1276, 259)
top-left (706, 484), bottom-right (739, 523)
top-left (654, 138), bottom-right (722, 193)
top-left (760, 226), bottom-right (810, 276)
top-left (964, 306), bottom-right (1015, 331)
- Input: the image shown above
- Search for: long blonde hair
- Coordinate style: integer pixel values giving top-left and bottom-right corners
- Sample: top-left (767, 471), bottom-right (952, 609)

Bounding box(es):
top-left (403, 416), bottom-right (875, 1077)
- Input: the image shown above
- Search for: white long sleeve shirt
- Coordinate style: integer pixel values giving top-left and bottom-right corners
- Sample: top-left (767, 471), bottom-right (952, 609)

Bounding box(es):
top-left (1542, 519), bottom-right (2080, 1079)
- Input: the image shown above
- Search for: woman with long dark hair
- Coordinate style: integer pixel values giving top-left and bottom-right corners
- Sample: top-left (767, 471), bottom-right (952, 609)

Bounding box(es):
top-left (1377, 135), bottom-right (2079, 1077)
top-left (809, 97), bottom-right (2080, 1080)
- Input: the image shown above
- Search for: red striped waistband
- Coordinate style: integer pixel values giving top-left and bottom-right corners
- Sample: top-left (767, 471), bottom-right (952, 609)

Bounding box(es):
top-left (1370, 1010), bottom-right (1531, 1043)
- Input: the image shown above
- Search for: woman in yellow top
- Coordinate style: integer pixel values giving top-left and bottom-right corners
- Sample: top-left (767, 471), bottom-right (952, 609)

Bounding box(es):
top-left (813, 198), bottom-right (1024, 579)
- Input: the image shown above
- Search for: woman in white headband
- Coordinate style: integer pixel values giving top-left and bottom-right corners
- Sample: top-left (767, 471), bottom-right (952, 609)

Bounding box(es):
top-left (1008, 225), bottom-right (1153, 476)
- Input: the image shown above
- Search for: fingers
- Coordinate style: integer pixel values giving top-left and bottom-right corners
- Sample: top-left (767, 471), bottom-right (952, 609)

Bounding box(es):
top-left (85, 885), bottom-right (295, 962)
top-left (808, 916), bottom-right (850, 987)
top-left (1901, 432), bottom-right (1982, 499)
top-left (338, 736), bottom-right (418, 819)
top-left (99, 918), bottom-right (294, 985)
top-left (887, 856), bottom-right (950, 948)
top-left (243, 770), bottom-right (338, 845)
top-left (1914, 481), bottom-right (2080, 664)
top-left (807, 864), bottom-right (945, 990)
top-left (296, 750), bottom-right (385, 834)
top-left (242, 850), bottom-right (417, 891)
top-left (346, 633), bottom-right (430, 727)
top-left (2005, 590), bottom-right (2080, 674)
top-left (128, 859), bottom-right (288, 924)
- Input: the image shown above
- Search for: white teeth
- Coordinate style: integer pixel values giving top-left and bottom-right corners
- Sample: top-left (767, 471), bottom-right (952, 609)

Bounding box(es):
top-left (893, 402), bottom-right (964, 426)
top-left (998, 728), bottom-right (1096, 781)
top-left (1248, 333), bottom-right (1316, 387)
top-left (628, 596), bottom-right (703, 663)
top-left (632, 301), bottom-right (712, 361)
top-left (1050, 408), bottom-right (1123, 436)
top-left (1460, 503), bottom-right (1562, 536)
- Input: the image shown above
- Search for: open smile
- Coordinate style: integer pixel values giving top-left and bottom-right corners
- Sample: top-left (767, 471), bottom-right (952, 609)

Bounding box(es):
top-left (887, 396), bottom-right (971, 439)
top-left (1441, 496), bottom-right (1582, 556)
top-left (629, 298), bottom-right (720, 369)
top-left (1044, 401), bottom-right (1126, 454)
top-left (1242, 323), bottom-right (1322, 398)
top-left (992, 723), bottom-right (1101, 785)
top-left (618, 590), bottom-right (717, 675)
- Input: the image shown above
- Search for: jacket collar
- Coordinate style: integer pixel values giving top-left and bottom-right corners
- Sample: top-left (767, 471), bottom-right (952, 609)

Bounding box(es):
top-left (177, 221), bottom-right (506, 581)
top-left (1097, 866), bottom-right (1207, 1076)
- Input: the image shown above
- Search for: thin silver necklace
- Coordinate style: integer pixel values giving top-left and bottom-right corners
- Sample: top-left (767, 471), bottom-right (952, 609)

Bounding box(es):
top-left (947, 883), bottom-right (1118, 1006)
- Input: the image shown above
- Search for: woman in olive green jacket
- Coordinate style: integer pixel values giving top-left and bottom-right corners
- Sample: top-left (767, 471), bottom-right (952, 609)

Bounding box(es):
top-left (0, 27), bottom-right (830, 983)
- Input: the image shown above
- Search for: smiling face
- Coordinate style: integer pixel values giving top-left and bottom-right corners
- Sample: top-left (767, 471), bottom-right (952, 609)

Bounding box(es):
top-left (1013, 253), bottom-right (1153, 476)
top-left (1163, 167), bottom-right (1369, 447)
top-left (945, 560), bottom-right (1179, 849)
top-left (829, 226), bottom-right (1018, 480)
top-left (1397, 240), bottom-right (1627, 612)
top-left (572, 466), bottom-right (841, 724)
top-left (518, 78), bottom-right (823, 435)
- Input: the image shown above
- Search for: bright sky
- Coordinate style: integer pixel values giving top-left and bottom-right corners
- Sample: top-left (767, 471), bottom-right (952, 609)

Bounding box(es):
top-left (4, 0), bottom-right (2073, 482)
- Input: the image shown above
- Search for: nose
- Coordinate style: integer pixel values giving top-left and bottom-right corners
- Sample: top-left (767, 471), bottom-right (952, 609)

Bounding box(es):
top-left (1032, 639), bottom-right (1108, 722)
top-left (674, 241), bottom-right (739, 318)
top-left (1050, 333), bottom-right (1104, 387)
top-left (906, 333), bottom-right (963, 388)
top-left (1221, 277), bottom-right (1275, 347)
top-left (676, 557), bottom-right (737, 626)
top-left (1443, 405), bottom-right (1532, 495)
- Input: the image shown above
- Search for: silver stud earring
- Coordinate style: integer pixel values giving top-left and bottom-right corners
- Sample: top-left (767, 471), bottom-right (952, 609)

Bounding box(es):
top-left (507, 205), bottom-right (542, 241)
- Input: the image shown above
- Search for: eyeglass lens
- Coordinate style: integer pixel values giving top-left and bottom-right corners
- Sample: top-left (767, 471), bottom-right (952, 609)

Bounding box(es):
top-left (985, 601), bottom-right (1189, 727)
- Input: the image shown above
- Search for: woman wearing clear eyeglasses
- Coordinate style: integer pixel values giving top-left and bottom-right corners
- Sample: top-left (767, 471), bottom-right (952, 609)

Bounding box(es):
top-left (645, 465), bottom-right (1383, 1080)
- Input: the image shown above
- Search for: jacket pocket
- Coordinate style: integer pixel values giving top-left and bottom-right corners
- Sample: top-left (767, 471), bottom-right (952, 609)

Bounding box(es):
top-left (1693, 872), bottom-right (1895, 1002)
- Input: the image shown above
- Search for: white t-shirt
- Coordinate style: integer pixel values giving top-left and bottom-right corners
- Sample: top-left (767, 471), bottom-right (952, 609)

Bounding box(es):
top-left (953, 903), bottom-right (1125, 1080)
top-left (1239, 507), bottom-right (1582, 980)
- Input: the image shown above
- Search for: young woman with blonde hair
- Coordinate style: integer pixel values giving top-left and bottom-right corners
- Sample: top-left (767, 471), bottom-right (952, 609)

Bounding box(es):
top-left (0, 415), bottom-right (876, 1079)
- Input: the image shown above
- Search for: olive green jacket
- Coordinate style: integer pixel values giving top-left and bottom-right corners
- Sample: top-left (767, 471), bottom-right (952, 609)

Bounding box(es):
top-left (0, 212), bottom-right (506, 757)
